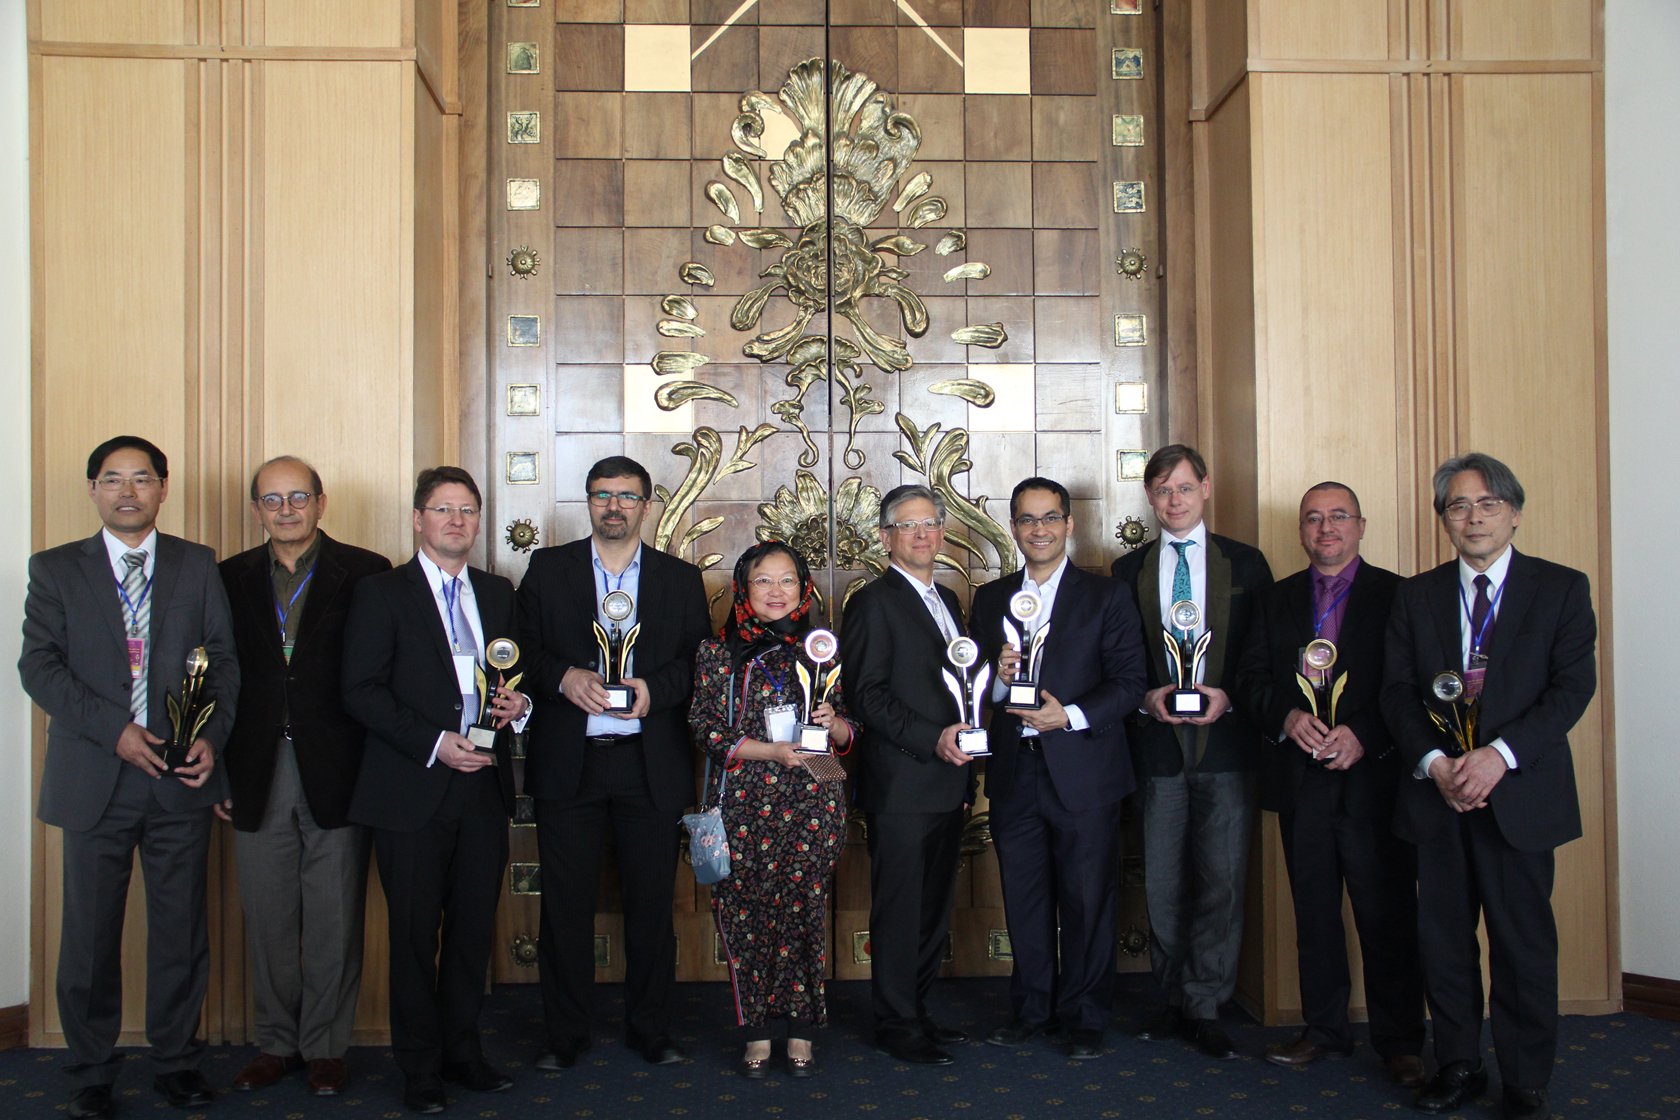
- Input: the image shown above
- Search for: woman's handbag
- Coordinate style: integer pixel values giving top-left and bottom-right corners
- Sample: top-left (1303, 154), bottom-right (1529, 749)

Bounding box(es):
top-left (682, 762), bottom-right (731, 885)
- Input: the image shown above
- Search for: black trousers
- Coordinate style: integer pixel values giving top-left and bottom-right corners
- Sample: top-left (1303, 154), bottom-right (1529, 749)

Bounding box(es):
top-left (57, 764), bottom-right (211, 1088)
top-left (990, 747), bottom-right (1123, 1033)
top-left (372, 768), bottom-right (508, 1081)
top-left (865, 808), bottom-right (964, 1042)
top-left (1277, 769), bottom-right (1424, 1058)
top-left (1417, 806), bottom-right (1558, 1091)
top-left (534, 738), bottom-right (680, 1046)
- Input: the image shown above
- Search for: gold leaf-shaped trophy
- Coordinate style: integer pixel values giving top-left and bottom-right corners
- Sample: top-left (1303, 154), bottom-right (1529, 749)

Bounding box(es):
top-left (1426, 669), bottom-right (1480, 756)
top-left (163, 646), bottom-right (217, 771)
top-left (467, 638), bottom-right (525, 759)
top-left (592, 590), bottom-right (641, 713)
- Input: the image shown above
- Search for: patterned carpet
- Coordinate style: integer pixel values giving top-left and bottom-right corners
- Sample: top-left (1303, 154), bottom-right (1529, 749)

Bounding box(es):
top-left (2, 975), bottom-right (1676, 1118)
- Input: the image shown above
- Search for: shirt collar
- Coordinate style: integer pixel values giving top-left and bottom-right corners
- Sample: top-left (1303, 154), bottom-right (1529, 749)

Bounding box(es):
top-left (103, 527), bottom-right (159, 573)
top-left (1161, 521), bottom-right (1207, 550)
top-left (590, 540), bottom-right (643, 577)
top-left (415, 548), bottom-right (470, 593)
top-left (268, 532), bottom-right (323, 575)
top-left (1458, 545), bottom-right (1513, 591)
top-left (891, 562), bottom-right (940, 595)
top-left (1315, 554), bottom-right (1360, 591)
top-left (1023, 554), bottom-right (1071, 595)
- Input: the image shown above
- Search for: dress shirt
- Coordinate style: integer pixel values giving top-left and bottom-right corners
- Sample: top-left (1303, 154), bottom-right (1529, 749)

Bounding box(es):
top-left (1156, 522), bottom-right (1208, 685)
top-left (103, 527), bottom-right (158, 583)
top-left (587, 541), bottom-right (643, 737)
top-left (990, 556), bottom-right (1088, 735)
top-left (892, 562), bottom-right (961, 643)
top-left (1414, 545), bottom-right (1516, 778)
top-left (416, 549), bottom-right (528, 765)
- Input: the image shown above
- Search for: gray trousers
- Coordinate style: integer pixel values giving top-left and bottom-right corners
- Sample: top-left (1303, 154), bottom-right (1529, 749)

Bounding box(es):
top-left (1138, 768), bottom-right (1256, 1021)
top-left (234, 737), bottom-right (368, 1059)
top-left (58, 763), bottom-right (211, 1088)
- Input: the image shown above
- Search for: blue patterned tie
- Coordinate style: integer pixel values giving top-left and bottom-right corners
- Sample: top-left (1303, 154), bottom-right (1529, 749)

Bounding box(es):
top-left (1170, 540), bottom-right (1194, 638)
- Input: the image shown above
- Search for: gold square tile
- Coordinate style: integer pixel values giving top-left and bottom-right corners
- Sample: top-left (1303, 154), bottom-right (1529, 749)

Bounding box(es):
top-left (624, 24), bottom-right (693, 92)
top-left (1117, 449), bottom-right (1150, 480)
top-left (508, 314), bottom-right (541, 346)
top-left (508, 383), bottom-right (542, 415)
top-left (508, 42), bottom-right (540, 73)
top-left (508, 111), bottom-right (541, 143)
top-left (623, 363), bottom-right (695, 432)
top-left (506, 451), bottom-right (540, 484)
top-left (1112, 113), bottom-right (1143, 146)
top-left (963, 28), bottom-right (1030, 95)
top-left (1114, 314), bottom-right (1147, 348)
top-left (507, 178), bottom-right (541, 210)
top-left (967, 363), bottom-right (1034, 432)
top-left (1114, 381), bottom-right (1148, 412)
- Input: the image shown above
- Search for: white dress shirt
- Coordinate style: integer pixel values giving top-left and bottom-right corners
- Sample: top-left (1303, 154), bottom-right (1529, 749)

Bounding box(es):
top-left (416, 549), bottom-right (529, 765)
top-left (1414, 545), bottom-right (1518, 778)
top-left (990, 556), bottom-right (1088, 734)
top-left (1156, 521), bottom-right (1208, 685)
top-left (893, 562), bottom-right (961, 642)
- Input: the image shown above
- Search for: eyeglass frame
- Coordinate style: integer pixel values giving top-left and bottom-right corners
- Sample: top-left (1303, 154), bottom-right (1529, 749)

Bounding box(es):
top-left (1441, 497), bottom-right (1508, 521)
top-left (94, 474), bottom-right (162, 491)
top-left (885, 517), bottom-right (945, 534)
top-left (1300, 511), bottom-right (1361, 527)
top-left (747, 574), bottom-right (802, 590)
top-left (1011, 512), bottom-right (1067, 530)
top-left (255, 490), bottom-right (318, 511)
top-left (416, 503), bottom-right (481, 519)
top-left (587, 490), bottom-right (649, 506)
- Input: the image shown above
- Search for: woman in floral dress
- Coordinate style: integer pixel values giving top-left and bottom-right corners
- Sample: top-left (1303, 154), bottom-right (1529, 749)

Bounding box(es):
top-left (690, 540), bottom-right (852, 1078)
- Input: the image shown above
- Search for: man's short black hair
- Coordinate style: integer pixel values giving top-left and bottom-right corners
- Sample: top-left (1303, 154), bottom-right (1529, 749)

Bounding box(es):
top-left (413, 466), bottom-right (483, 510)
top-left (86, 436), bottom-right (168, 480)
top-left (1142, 443), bottom-right (1207, 488)
top-left (585, 456), bottom-right (653, 499)
top-left (1009, 476), bottom-right (1071, 520)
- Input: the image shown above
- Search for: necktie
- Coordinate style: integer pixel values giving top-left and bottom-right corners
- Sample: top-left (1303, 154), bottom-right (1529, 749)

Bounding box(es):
top-left (1315, 574), bottom-right (1348, 645)
top-left (925, 587), bottom-right (954, 642)
top-left (451, 577), bottom-right (480, 733)
top-left (1170, 540), bottom-right (1194, 634)
top-left (1469, 573), bottom-right (1494, 653)
top-left (122, 551), bottom-right (149, 722)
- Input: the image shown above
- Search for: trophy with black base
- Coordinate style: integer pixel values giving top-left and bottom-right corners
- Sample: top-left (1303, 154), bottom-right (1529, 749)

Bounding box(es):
top-left (793, 629), bottom-right (849, 782)
top-left (162, 646), bottom-right (217, 772)
top-left (941, 636), bottom-right (993, 757)
top-left (1001, 588), bottom-right (1050, 710)
top-left (466, 637), bottom-right (525, 761)
top-left (592, 589), bottom-right (640, 713)
top-left (1163, 599), bottom-right (1212, 718)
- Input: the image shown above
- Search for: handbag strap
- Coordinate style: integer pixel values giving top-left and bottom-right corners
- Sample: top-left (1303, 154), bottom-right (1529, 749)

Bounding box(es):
top-left (699, 755), bottom-right (729, 810)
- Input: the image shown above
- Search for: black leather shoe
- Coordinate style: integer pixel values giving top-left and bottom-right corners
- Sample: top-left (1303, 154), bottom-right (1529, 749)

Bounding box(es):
top-left (1502, 1085), bottom-right (1547, 1118)
top-left (1413, 1059), bottom-right (1488, 1114)
top-left (878, 1034), bottom-right (956, 1065)
top-left (738, 1049), bottom-right (770, 1080)
top-left (155, 1069), bottom-right (215, 1108)
top-left (68, 1084), bottom-right (114, 1120)
top-left (629, 1035), bottom-right (688, 1065)
top-left (1136, 1005), bottom-right (1183, 1041)
top-left (923, 1021), bottom-right (969, 1046)
top-left (402, 1076), bottom-right (447, 1114)
top-left (1185, 1019), bottom-right (1239, 1061)
top-left (1066, 1029), bottom-right (1104, 1060)
top-left (440, 1060), bottom-right (512, 1093)
top-left (535, 1038), bottom-right (591, 1070)
top-left (985, 1019), bottom-right (1049, 1047)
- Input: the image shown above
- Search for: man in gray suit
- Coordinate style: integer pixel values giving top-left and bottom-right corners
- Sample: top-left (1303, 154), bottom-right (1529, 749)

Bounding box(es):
top-left (19, 436), bottom-right (238, 1119)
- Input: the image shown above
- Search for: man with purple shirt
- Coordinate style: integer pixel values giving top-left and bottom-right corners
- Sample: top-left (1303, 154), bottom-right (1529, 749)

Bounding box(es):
top-left (1236, 482), bottom-right (1425, 1085)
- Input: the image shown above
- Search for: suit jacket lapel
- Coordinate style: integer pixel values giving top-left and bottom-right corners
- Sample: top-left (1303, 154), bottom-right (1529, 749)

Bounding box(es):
top-left (405, 558), bottom-right (457, 676)
top-left (888, 568), bottom-right (951, 650)
top-left (292, 534), bottom-right (346, 650)
top-left (1432, 564), bottom-right (1463, 671)
top-left (79, 535), bottom-right (130, 649)
top-left (1138, 543), bottom-right (1170, 684)
top-left (1287, 568), bottom-right (1315, 647)
top-left (1482, 549), bottom-right (1534, 710)
top-left (1203, 537), bottom-right (1233, 687)
top-left (147, 535), bottom-right (183, 648)
top-left (1040, 567), bottom-right (1077, 679)
top-left (240, 554), bottom-right (286, 664)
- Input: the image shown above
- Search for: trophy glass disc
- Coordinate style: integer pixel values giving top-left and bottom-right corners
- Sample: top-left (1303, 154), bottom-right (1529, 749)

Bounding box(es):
top-left (947, 636), bottom-right (980, 670)
top-left (186, 646), bottom-right (210, 676)
top-left (1431, 671), bottom-right (1465, 703)
top-left (804, 628), bottom-right (838, 664)
top-left (1303, 639), bottom-right (1338, 673)
top-left (1169, 599), bottom-right (1201, 632)
top-left (602, 590), bottom-right (635, 623)
top-left (486, 638), bottom-right (520, 672)
top-left (1008, 588), bottom-right (1043, 624)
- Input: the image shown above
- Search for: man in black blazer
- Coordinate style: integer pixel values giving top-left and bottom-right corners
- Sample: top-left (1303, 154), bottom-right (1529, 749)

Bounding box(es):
top-left (19, 435), bottom-right (237, 1118)
top-left (343, 467), bottom-right (529, 1115)
top-left (1110, 444), bottom-right (1272, 1061)
top-left (516, 456), bottom-right (710, 1069)
top-left (970, 477), bottom-right (1145, 1059)
top-left (218, 456), bottom-right (391, 1097)
top-left (1381, 453), bottom-right (1596, 1119)
top-left (841, 483), bottom-right (978, 1066)
top-left (1235, 483), bottom-right (1424, 1085)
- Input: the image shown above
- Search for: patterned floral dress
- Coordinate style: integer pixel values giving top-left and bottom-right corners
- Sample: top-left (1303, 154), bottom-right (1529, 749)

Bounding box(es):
top-left (690, 636), bottom-right (850, 1029)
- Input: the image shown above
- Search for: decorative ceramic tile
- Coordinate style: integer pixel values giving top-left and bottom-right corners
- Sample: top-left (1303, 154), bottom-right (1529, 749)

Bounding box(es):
top-left (508, 111), bottom-right (541, 143)
top-left (507, 178), bottom-right (541, 210)
top-left (1117, 449), bottom-right (1150, 480)
top-left (507, 42), bottom-right (540, 73)
top-left (1114, 314), bottom-right (1147, 347)
top-left (1113, 180), bottom-right (1145, 213)
top-left (1115, 381), bottom-right (1149, 412)
top-left (507, 383), bottom-right (541, 416)
top-left (506, 451), bottom-right (540, 484)
top-left (508, 314), bottom-right (541, 346)
top-left (963, 28), bottom-right (1030, 95)
top-left (1112, 113), bottom-right (1144, 146)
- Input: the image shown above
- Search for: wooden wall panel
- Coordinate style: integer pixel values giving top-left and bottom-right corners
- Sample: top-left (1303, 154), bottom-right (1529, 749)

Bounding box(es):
top-left (257, 0), bottom-right (406, 50)
top-left (1192, 0), bottom-right (1245, 115)
top-left (36, 0), bottom-right (192, 46)
top-left (258, 61), bottom-right (414, 560)
top-left (413, 70), bottom-right (457, 472)
top-left (1250, 0), bottom-right (1389, 62)
top-left (1452, 0), bottom-right (1595, 62)
top-left (1453, 72), bottom-right (1609, 1004)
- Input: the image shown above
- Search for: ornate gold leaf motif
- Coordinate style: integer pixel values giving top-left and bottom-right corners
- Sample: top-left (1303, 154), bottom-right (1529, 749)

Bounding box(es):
top-left (757, 470), bottom-right (887, 574)
top-left (952, 323), bottom-right (1008, 347)
top-left (892, 171), bottom-right (932, 213)
top-left (657, 319), bottom-right (705, 338)
top-left (721, 152), bottom-right (764, 213)
top-left (655, 382), bottom-right (739, 410)
top-left (678, 262), bottom-right (716, 287)
top-left (892, 414), bottom-right (1017, 580)
top-left (661, 295), bottom-right (698, 320)
top-left (870, 234), bottom-right (925, 256)
top-left (653, 424), bottom-right (778, 553)
top-left (935, 230), bottom-right (966, 256)
top-left (905, 197), bottom-right (948, 229)
top-left (705, 181), bottom-right (740, 224)
top-left (652, 351), bottom-right (711, 374)
top-left (928, 378), bottom-right (997, 406)
top-left (737, 228), bottom-right (794, 249)
top-left (704, 225), bottom-right (737, 246)
top-left (943, 262), bottom-right (991, 282)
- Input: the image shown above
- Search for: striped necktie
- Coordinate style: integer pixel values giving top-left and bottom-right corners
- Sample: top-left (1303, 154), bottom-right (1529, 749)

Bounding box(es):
top-left (122, 550), bottom-right (150, 721)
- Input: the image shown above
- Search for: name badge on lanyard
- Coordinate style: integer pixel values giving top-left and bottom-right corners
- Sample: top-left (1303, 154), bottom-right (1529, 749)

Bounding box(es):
top-left (127, 637), bottom-right (145, 679)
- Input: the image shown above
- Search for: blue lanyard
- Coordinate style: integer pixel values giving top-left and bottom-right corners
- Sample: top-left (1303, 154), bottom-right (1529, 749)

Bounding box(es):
top-left (1311, 580), bottom-right (1353, 638)
top-left (752, 654), bottom-right (788, 698)
top-left (115, 569), bottom-right (153, 634)
top-left (274, 567), bottom-right (315, 636)
top-left (1459, 576), bottom-right (1506, 655)
top-left (441, 576), bottom-right (467, 652)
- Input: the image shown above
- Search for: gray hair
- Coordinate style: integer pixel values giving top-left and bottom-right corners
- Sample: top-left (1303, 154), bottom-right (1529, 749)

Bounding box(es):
top-left (879, 483), bottom-right (946, 529)
top-left (1431, 452), bottom-right (1525, 515)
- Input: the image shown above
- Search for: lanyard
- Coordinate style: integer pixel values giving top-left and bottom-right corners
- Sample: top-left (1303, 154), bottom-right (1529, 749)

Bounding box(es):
top-left (752, 653), bottom-right (788, 698)
top-left (115, 569), bottom-right (153, 635)
top-left (1459, 576), bottom-right (1506, 655)
top-left (1311, 580), bottom-right (1352, 638)
top-left (274, 566), bottom-right (315, 637)
top-left (441, 575), bottom-right (468, 652)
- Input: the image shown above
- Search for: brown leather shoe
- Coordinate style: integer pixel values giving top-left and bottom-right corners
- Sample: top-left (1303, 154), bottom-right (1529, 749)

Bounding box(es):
top-left (1385, 1053), bottom-right (1427, 1088)
top-left (233, 1052), bottom-right (302, 1091)
top-left (1263, 1034), bottom-right (1351, 1068)
top-left (308, 1058), bottom-right (349, 1096)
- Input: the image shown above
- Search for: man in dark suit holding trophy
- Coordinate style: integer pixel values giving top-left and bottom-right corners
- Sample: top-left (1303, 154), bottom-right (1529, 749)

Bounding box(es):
top-left (970, 477), bottom-right (1146, 1059)
top-left (1111, 444), bottom-right (1272, 1061)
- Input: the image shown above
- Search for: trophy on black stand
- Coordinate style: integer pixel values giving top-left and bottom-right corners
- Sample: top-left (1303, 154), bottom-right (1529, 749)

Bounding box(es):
top-left (795, 628), bottom-right (841, 755)
top-left (1163, 599), bottom-right (1212, 717)
top-left (592, 589), bottom-right (640, 713)
top-left (1001, 588), bottom-right (1051, 710)
top-left (163, 646), bottom-right (217, 772)
top-left (466, 637), bottom-right (525, 760)
top-left (942, 636), bottom-right (993, 757)
top-left (1294, 637), bottom-right (1345, 726)
top-left (1426, 669), bottom-right (1480, 756)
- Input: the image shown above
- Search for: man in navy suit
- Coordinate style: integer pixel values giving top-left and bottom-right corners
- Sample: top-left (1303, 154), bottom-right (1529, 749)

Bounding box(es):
top-left (1381, 453), bottom-right (1596, 1119)
top-left (343, 466), bottom-right (529, 1114)
top-left (970, 477), bottom-right (1145, 1059)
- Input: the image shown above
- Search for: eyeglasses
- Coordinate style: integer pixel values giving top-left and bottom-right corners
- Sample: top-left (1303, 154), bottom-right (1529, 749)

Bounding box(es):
top-left (748, 575), bottom-right (801, 591)
top-left (95, 474), bottom-right (161, 491)
top-left (587, 490), bottom-right (648, 506)
top-left (418, 504), bottom-right (480, 519)
top-left (1443, 497), bottom-right (1507, 521)
top-left (1301, 511), bottom-right (1360, 528)
top-left (1012, 512), bottom-right (1066, 530)
top-left (887, 518), bottom-right (944, 534)
top-left (1149, 482), bottom-right (1202, 501)
top-left (257, 491), bottom-right (316, 511)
